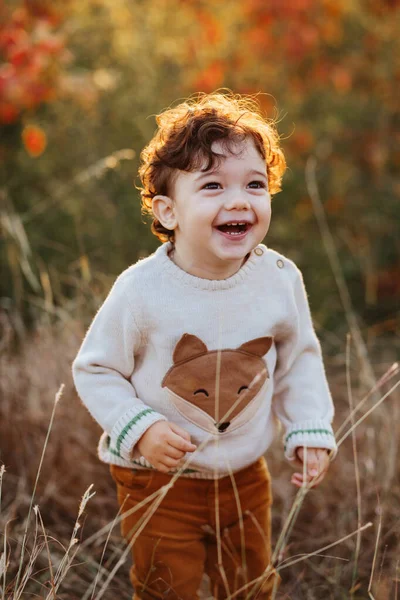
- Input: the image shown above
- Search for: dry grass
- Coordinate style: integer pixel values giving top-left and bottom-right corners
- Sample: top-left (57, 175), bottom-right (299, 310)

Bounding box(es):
top-left (0, 314), bottom-right (399, 599)
top-left (1, 155), bottom-right (399, 597)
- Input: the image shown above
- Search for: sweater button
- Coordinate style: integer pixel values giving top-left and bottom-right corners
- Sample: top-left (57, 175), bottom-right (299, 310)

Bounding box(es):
top-left (277, 259), bottom-right (284, 268)
top-left (254, 247), bottom-right (263, 256)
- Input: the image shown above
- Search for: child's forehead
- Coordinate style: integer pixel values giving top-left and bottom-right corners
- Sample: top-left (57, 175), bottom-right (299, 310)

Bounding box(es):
top-left (193, 137), bottom-right (265, 174)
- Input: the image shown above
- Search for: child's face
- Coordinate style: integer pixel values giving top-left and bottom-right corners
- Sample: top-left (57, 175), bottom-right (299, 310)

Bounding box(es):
top-left (158, 136), bottom-right (271, 279)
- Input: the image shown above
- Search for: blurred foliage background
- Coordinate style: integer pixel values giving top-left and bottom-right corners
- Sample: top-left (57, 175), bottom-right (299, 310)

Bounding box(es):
top-left (1, 3), bottom-right (400, 597)
top-left (1, 0), bottom-right (400, 340)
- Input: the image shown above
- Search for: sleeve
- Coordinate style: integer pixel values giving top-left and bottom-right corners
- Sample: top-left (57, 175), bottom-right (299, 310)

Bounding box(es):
top-left (72, 275), bottom-right (167, 462)
top-left (272, 264), bottom-right (337, 463)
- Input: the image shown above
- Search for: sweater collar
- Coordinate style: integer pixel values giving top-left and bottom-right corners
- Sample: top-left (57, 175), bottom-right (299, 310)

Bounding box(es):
top-left (155, 241), bottom-right (265, 291)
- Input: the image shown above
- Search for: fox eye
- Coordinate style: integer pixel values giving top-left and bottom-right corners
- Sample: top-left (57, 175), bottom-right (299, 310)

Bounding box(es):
top-left (194, 388), bottom-right (209, 397)
top-left (238, 386), bottom-right (249, 394)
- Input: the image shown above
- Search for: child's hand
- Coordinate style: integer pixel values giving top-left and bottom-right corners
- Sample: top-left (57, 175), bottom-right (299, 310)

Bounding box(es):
top-left (291, 447), bottom-right (330, 488)
top-left (136, 421), bottom-right (197, 473)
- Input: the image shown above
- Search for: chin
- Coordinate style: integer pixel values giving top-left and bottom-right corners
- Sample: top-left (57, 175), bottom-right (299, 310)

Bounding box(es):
top-left (215, 247), bottom-right (251, 262)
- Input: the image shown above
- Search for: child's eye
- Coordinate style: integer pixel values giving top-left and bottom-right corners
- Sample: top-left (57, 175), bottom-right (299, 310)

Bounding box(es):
top-left (203, 182), bottom-right (221, 190)
top-left (248, 180), bottom-right (267, 189)
top-left (202, 181), bottom-right (267, 190)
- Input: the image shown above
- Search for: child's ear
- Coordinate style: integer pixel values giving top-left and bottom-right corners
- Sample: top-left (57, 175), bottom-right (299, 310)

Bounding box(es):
top-left (152, 195), bottom-right (177, 230)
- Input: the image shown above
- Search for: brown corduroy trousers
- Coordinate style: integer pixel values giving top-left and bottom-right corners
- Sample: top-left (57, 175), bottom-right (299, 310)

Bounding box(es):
top-left (110, 457), bottom-right (280, 600)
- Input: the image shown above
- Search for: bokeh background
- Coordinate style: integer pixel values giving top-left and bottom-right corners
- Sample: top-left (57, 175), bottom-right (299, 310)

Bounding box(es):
top-left (1, 1), bottom-right (399, 598)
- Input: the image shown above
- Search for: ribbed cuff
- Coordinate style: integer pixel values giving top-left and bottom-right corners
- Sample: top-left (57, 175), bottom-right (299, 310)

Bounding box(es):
top-left (283, 420), bottom-right (337, 462)
top-left (108, 406), bottom-right (167, 462)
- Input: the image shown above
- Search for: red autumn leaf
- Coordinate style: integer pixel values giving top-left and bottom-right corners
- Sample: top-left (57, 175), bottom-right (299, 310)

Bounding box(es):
top-left (9, 46), bottom-right (31, 68)
top-left (36, 36), bottom-right (64, 54)
top-left (0, 28), bottom-right (29, 53)
top-left (0, 102), bottom-right (19, 124)
top-left (22, 124), bottom-right (47, 156)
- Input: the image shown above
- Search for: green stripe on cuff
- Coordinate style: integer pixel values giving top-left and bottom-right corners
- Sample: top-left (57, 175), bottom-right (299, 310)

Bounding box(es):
top-left (109, 446), bottom-right (122, 458)
top-left (115, 408), bottom-right (156, 454)
top-left (284, 428), bottom-right (334, 451)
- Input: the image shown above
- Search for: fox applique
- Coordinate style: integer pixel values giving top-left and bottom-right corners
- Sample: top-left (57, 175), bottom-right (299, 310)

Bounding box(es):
top-left (162, 334), bottom-right (273, 434)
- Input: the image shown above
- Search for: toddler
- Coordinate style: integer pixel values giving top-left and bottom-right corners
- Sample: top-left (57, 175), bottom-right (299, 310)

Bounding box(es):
top-left (72, 91), bottom-right (337, 600)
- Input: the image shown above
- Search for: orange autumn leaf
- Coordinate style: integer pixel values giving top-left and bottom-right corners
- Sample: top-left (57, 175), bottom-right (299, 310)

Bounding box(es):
top-left (332, 66), bottom-right (352, 93)
top-left (293, 128), bottom-right (314, 152)
top-left (195, 60), bottom-right (225, 92)
top-left (196, 11), bottom-right (222, 45)
top-left (22, 124), bottom-right (47, 156)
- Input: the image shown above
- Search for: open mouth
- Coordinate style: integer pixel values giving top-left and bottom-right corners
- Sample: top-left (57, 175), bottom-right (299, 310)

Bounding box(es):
top-left (216, 222), bottom-right (251, 236)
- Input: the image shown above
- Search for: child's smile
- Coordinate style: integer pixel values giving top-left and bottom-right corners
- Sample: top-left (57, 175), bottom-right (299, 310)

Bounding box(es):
top-left (155, 136), bottom-right (272, 280)
top-left (214, 220), bottom-right (253, 240)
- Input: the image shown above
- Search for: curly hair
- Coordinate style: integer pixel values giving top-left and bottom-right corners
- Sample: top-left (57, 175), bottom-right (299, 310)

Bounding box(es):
top-left (138, 90), bottom-right (287, 242)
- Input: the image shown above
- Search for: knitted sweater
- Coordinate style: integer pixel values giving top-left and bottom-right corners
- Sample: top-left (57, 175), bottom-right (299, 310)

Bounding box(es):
top-left (72, 241), bottom-right (337, 479)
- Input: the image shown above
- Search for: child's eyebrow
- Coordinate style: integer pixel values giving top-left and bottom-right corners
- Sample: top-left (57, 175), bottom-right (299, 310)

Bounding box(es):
top-left (195, 168), bottom-right (267, 182)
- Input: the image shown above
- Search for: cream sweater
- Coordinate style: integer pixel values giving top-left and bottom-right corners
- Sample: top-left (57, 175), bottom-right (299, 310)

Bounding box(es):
top-left (72, 242), bottom-right (337, 478)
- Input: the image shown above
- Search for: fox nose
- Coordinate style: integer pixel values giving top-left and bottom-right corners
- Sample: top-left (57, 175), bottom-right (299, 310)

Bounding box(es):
top-left (216, 421), bottom-right (230, 433)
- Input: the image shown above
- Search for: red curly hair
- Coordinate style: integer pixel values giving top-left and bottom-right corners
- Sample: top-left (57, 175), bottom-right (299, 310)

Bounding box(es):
top-left (138, 90), bottom-right (287, 242)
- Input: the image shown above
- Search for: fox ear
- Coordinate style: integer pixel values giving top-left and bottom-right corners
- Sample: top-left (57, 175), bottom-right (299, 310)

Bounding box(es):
top-left (173, 334), bottom-right (208, 364)
top-left (238, 336), bottom-right (273, 357)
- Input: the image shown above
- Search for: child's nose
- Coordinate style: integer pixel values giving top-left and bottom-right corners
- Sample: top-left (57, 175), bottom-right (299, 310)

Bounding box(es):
top-left (224, 194), bottom-right (251, 210)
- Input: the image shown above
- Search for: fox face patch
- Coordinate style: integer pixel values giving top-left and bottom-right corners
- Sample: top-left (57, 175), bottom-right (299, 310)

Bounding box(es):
top-left (162, 334), bottom-right (273, 434)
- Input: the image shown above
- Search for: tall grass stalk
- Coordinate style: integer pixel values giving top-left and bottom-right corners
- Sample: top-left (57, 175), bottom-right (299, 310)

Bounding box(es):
top-left (224, 454), bottom-right (247, 593)
top-left (0, 466), bottom-right (5, 600)
top-left (81, 498), bottom-right (128, 600)
top-left (368, 508), bottom-right (382, 600)
top-left (337, 377), bottom-right (400, 447)
top-left (277, 522), bottom-right (373, 572)
top-left (93, 482), bottom-right (173, 600)
top-left (13, 383), bottom-right (64, 596)
top-left (335, 362), bottom-right (399, 439)
top-left (44, 484), bottom-right (96, 599)
top-left (13, 505), bottom-right (41, 599)
top-left (21, 150), bottom-right (136, 225)
top-left (347, 334), bottom-right (362, 598)
top-left (245, 450), bottom-right (312, 599)
top-left (1, 523), bottom-right (7, 600)
top-left (0, 465), bottom-right (5, 515)
top-left (34, 506), bottom-right (55, 599)
top-left (213, 313), bottom-right (231, 599)
top-left (225, 522), bottom-right (372, 600)
top-left (306, 154), bottom-right (376, 393)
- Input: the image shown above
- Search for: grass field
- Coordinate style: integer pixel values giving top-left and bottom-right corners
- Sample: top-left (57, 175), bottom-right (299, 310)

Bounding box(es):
top-left (1, 315), bottom-right (399, 599)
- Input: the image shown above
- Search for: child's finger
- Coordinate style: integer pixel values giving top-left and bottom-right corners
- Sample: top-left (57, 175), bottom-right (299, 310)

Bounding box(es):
top-left (155, 461), bottom-right (172, 474)
top-left (168, 431), bottom-right (197, 452)
top-left (305, 456), bottom-right (321, 478)
top-left (291, 473), bottom-right (304, 487)
top-left (159, 455), bottom-right (181, 469)
top-left (291, 469), bottom-right (327, 488)
top-left (169, 422), bottom-right (192, 442)
top-left (165, 445), bottom-right (186, 460)
top-left (307, 452), bottom-right (330, 479)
